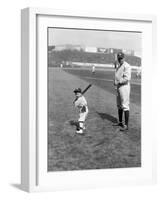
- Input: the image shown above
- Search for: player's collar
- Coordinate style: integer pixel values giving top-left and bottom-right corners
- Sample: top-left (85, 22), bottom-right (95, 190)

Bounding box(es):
top-left (118, 61), bottom-right (125, 67)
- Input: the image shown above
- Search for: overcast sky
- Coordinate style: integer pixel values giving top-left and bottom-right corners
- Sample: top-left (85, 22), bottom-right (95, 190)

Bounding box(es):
top-left (48, 28), bottom-right (142, 56)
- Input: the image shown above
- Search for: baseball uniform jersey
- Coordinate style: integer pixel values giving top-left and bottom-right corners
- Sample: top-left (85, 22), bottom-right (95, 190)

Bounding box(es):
top-left (74, 95), bottom-right (88, 122)
top-left (115, 61), bottom-right (131, 111)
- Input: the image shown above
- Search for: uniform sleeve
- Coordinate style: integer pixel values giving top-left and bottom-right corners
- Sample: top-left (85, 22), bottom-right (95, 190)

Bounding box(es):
top-left (119, 63), bottom-right (131, 85)
top-left (74, 98), bottom-right (81, 107)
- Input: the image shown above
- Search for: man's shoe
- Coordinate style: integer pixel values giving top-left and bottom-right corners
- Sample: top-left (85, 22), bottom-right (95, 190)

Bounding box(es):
top-left (113, 122), bottom-right (124, 127)
top-left (120, 125), bottom-right (128, 132)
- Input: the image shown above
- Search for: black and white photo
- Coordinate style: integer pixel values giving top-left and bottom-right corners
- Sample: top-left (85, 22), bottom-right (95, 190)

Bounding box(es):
top-left (48, 28), bottom-right (142, 171)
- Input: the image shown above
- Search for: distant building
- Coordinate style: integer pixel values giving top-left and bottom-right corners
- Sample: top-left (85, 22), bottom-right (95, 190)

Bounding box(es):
top-left (53, 44), bottom-right (84, 51)
top-left (134, 51), bottom-right (142, 58)
top-left (97, 47), bottom-right (109, 53)
top-left (65, 44), bottom-right (83, 51)
top-left (108, 48), bottom-right (122, 54)
top-left (54, 45), bottom-right (67, 51)
top-left (113, 48), bottom-right (122, 54)
top-left (122, 49), bottom-right (135, 56)
top-left (84, 46), bottom-right (97, 53)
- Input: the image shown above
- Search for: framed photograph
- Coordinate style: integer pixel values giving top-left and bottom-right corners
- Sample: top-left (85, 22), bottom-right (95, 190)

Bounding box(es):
top-left (21, 7), bottom-right (157, 192)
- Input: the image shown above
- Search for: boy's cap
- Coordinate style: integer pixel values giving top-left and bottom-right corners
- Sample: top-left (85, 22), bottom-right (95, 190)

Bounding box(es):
top-left (73, 88), bottom-right (82, 93)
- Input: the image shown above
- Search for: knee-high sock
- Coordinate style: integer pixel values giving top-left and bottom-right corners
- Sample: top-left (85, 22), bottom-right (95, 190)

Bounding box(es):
top-left (118, 109), bottom-right (123, 123)
top-left (124, 110), bottom-right (129, 127)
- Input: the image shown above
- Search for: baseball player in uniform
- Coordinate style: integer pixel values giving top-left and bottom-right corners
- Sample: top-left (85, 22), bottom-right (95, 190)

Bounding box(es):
top-left (114, 52), bottom-right (131, 131)
top-left (73, 88), bottom-right (89, 134)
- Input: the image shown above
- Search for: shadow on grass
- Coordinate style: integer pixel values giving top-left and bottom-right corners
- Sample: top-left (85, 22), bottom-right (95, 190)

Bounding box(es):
top-left (96, 112), bottom-right (117, 123)
top-left (69, 120), bottom-right (79, 129)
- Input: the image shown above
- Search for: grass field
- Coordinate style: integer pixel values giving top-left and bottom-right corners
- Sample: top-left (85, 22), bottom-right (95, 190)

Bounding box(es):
top-left (48, 67), bottom-right (141, 171)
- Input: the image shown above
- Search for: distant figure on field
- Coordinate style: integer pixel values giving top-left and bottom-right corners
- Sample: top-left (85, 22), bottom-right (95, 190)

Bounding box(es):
top-left (92, 65), bottom-right (95, 74)
top-left (136, 67), bottom-right (141, 78)
top-left (60, 63), bottom-right (63, 68)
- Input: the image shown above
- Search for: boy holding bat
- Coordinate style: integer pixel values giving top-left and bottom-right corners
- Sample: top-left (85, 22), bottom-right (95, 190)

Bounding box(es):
top-left (73, 86), bottom-right (90, 134)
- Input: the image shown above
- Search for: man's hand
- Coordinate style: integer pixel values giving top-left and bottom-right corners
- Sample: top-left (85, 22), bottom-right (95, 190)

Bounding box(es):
top-left (114, 79), bottom-right (118, 86)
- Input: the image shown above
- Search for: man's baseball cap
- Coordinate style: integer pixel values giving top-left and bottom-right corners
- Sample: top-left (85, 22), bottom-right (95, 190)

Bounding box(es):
top-left (73, 88), bottom-right (82, 93)
top-left (117, 52), bottom-right (125, 59)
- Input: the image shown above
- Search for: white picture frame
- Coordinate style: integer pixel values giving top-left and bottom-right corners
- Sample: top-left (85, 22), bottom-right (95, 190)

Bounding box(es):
top-left (21, 7), bottom-right (157, 192)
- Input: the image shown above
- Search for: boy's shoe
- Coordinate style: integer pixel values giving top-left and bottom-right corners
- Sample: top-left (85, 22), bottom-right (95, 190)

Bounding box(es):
top-left (120, 125), bottom-right (128, 132)
top-left (76, 129), bottom-right (83, 134)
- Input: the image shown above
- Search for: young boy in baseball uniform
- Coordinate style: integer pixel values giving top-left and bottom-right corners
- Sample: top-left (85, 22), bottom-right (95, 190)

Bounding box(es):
top-left (114, 52), bottom-right (131, 131)
top-left (73, 88), bottom-right (88, 134)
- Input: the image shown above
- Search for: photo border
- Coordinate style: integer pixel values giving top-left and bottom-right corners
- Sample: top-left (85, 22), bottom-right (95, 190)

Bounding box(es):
top-left (21, 7), bottom-right (157, 192)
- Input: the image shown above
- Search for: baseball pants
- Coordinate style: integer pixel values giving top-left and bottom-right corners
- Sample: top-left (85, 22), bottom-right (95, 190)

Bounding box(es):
top-left (78, 107), bottom-right (88, 122)
top-left (117, 84), bottom-right (130, 111)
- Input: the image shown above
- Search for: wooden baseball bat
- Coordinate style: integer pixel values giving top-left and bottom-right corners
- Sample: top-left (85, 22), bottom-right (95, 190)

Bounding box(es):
top-left (82, 84), bottom-right (92, 94)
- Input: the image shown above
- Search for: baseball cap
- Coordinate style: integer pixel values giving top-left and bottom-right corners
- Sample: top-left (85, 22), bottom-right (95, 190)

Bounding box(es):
top-left (73, 88), bottom-right (82, 93)
top-left (117, 52), bottom-right (125, 59)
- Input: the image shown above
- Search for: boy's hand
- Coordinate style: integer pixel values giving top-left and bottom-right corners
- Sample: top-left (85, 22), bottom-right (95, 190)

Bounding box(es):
top-left (73, 97), bottom-right (78, 104)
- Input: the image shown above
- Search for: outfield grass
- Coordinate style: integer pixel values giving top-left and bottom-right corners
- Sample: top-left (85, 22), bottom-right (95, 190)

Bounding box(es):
top-left (48, 68), bottom-right (141, 171)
